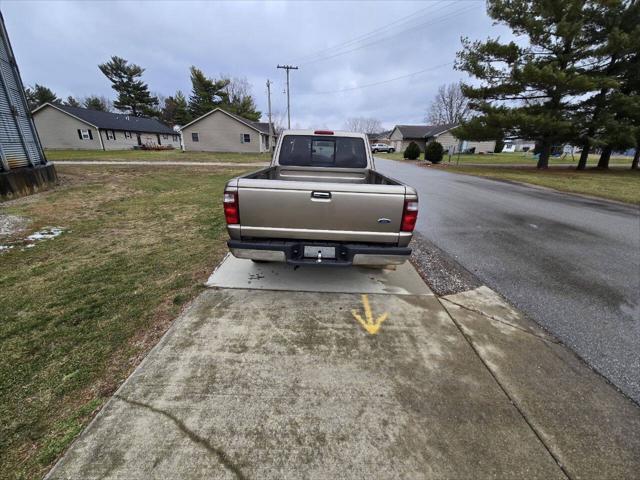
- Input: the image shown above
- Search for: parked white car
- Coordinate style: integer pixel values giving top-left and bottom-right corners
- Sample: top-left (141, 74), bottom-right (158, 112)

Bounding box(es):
top-left (371, 143), bottom-right (395, 153)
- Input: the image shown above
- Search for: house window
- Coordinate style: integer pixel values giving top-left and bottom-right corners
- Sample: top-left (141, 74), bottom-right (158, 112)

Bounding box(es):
top-left (192, 132), bottom-right (199, 142)
top-left (163, 134), bottom-right (168, 139)
top-left (106, 130), bottom-right (116, 140)
top-left (173, 134), bottom-right (179, 142)
top-left (241, 133), bottom-right (251, 143)
top-left (77, 129), bottom-right (92, 140)
top-left (124, 131), bottom-right (132, 139)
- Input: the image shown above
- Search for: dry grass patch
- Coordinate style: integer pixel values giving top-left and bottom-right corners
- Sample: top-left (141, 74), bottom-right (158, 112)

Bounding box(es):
top-left (441, 166), bottom-right (640, 204)
top-left (0, 165), bottom-right (248, 479)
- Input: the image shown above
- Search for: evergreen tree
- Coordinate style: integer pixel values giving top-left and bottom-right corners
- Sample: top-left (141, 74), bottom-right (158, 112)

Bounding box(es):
top-left (64, 96), bottom-right (81, 107)
top-left (173, 91), bottom-right (191, 125)
top-left (83, 96), bottom-right (109, 112)
top-left (188, 66), bottom-right (229, 118)
top-left (24, 84), bottom-right (58, 110)
top-left (161, 90), bottom-right (191, 126)
top-left (223, 77), bottom-right (261, 121)
top-left (455, 0), bottom-right (607, 168)
top-left (98, 56), bottom-right (158, 117)
top-left (573, 0), bottom-right (639, 169)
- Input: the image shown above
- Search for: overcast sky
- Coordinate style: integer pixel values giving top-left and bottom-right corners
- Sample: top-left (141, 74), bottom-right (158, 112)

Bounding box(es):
top-left (3, 0), bottom-right (512, 130)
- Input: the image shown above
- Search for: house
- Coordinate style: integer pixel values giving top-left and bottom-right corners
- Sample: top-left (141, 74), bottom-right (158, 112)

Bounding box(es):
top-left (0, 11), bottom-right (55, 199)
top-left (180, 108), bottom-right (276, 153)
top-left (389, 124), bottom-right (496, 154)
top-left (32, 103), bottom-right (181, 150)
top-left (366, 130), bottom-right (392, 144)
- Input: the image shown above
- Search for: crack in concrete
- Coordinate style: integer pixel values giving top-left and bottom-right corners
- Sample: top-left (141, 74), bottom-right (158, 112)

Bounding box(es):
top-left (435, 298), bottom-right (573, 480)
top-left (441, 297), bottom-right (560, 344)
top-left (114, 395), bottom-right (247, 480)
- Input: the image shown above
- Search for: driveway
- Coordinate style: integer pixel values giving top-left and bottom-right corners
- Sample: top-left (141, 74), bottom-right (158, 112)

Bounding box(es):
top-left (375, 158), bottom-right (640, 403)
top-left (46, 258), bottom-right (640, 479)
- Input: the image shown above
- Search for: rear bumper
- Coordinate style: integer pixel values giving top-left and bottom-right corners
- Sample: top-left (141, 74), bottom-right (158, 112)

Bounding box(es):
top-left (227, 239), bottom-right (411, 266)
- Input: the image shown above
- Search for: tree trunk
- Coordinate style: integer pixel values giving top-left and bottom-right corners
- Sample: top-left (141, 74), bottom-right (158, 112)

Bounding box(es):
top-left (577, 141), bottom-right (589, 170)
top-left (537, 143), bottom-right (550, 169)
top-left (632, 149), bottom-right (639, 170)
top-left (597, 145), bottom-right (612, 169)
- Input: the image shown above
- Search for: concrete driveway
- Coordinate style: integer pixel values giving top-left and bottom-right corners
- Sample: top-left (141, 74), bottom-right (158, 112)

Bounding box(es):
top-left (46, 257), bottom-right (640, 479)
top-left (375, 157), bottom-right (640, 404)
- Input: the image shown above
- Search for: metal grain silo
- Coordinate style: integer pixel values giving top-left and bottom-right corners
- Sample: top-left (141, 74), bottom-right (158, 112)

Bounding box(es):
top-left (0, 11), bottom-right (56, 199)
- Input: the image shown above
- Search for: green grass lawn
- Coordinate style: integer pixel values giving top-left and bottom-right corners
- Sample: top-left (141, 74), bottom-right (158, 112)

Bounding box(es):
top-left (375, 151), bottom-right (633, 167)
top-left (45, 149), bottom-right (271, 163)
top-left (441, 165), bottom-right (640, 204)
top-left (0, 165), bottom-right (249, 479)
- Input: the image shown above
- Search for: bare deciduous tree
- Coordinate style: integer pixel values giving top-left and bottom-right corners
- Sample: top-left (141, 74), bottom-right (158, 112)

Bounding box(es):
top-left (426, 82), bottom-right (469, 125)
top-left (343, 117), bottom-right (383, 134)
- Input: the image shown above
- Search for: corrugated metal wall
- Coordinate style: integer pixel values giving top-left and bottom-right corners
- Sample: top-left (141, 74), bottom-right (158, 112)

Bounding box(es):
top-left (0, 12), bottom-right (45, 171)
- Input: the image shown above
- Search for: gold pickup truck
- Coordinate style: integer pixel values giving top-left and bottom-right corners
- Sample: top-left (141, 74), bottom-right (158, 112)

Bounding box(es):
top-left (223, 130), bottom-right (418, 266)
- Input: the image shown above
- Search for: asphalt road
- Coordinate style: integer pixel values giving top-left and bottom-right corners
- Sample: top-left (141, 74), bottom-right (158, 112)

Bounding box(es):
top-left (376, 158), bottom-right (640, 404)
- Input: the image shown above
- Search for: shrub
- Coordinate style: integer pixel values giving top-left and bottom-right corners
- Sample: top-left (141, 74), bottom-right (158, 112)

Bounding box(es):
top-left (403, 141), bottom-right (421, 160)
top-left (494, 138), bottom-right (505, 153)
top-left (425, 141), bottom-right (444, 163)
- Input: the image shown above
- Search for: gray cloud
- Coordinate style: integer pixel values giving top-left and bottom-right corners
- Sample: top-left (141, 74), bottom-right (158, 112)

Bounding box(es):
top-left (4, 0), bottom-right (512, 129)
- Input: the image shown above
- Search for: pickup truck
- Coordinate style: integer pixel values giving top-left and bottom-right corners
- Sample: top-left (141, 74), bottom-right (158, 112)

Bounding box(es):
top-left (223, 129), bottom-right (418, 266)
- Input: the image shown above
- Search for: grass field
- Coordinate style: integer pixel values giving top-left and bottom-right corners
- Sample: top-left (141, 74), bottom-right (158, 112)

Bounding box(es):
top-left (45, 149), bottom-right (271, 163)
top-left (0, 165), bottom-right (249, 479)
top-left (375, 151), bottom-right (633, 167)
top-left (439, 165), bottom-right (640, 204)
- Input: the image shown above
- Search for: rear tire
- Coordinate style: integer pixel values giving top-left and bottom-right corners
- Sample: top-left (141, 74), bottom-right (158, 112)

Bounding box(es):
top-left (389, 148), bottom-right (395, 153)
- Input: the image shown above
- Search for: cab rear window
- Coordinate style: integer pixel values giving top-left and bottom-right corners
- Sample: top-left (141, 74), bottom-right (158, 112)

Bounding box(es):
top-left (278, 135), bottom-right (367, 168)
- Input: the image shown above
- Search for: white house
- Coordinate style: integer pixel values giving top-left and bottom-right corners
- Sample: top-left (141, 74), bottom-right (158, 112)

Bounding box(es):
top-left (32, 103), bottom-right (180, 150)
top-left (180, 108), bottom-right (276, 153)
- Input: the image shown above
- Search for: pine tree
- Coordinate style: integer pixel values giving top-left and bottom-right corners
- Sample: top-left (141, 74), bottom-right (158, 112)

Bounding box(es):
top-left (98, 56), bottom-right (158, 117)
top-left (64, 96), bottom-right (81, 107)
top-left (188, 67), bottom-right (229, 118)
top-left (574, 0), bottom-right (639, 169)
top-left (222, 77), bottom-right (262, 121)
top-left (83, 96), bottom-right (109, 112)
top-left (455, 0), bottom-right (607, 168)
top-left (24, 84), bottom-right (58, 110)
top-left (173, 91), bottom-right (191, 126)
top-left (161, 90), bottom-right (191, 126)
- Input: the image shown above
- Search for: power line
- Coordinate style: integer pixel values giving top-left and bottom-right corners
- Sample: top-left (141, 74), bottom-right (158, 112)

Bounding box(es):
top-left (300, 2), bottom-right (478, 67)
top-left (310, 61), bottom-right (455, 95)
top-left (294, 0), bottom-right (447, 64)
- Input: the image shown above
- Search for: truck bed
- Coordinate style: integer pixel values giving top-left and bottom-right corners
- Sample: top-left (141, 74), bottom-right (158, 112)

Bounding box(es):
top-left (243, 166), bottom-right (403, 186)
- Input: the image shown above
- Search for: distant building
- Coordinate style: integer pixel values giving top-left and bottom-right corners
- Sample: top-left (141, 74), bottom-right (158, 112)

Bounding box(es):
top-left (389, 124), bottom-right (496, 154)
top-left (502, 139), bottom-right (536, 153)
top-left (0, 12), bottom-right (55, 199)
top-left (180, 108), bottom-right (276, 153)
top-left (366, 131), bottom-right (392, 144)
top-left (32, 103), bottom-right (180, 150)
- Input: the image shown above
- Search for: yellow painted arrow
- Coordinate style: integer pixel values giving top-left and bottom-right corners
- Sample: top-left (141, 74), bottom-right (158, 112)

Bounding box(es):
top-left (351, 294), bottom-right (389, 335)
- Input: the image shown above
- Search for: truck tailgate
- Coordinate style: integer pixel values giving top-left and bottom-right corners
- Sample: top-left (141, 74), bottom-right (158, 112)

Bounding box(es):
top-left (237, 179), bottom-right (406, 244)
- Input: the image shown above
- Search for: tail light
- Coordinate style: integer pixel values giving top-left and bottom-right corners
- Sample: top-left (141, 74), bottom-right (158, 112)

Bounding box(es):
top-left (223, 191), bottom-right (239, 224)
top-left (401, 200), bottom-right (418, 232)
top-left (314, 130), bottom-right (334, 135)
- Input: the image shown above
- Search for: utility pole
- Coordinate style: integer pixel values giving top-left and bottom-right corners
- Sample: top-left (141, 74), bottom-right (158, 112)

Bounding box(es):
top-left (266, 79), bottom-right (274, 151)
top-left (277, 64), bottom-right (298, 129)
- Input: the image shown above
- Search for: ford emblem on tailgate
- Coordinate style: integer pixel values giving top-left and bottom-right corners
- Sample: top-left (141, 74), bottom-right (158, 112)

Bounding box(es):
top-left (378, 218), bottom-right (391, 224)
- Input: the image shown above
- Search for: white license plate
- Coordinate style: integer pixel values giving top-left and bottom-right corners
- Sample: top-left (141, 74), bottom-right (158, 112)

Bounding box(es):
top-left (303, 246), bottom-right (336, 259)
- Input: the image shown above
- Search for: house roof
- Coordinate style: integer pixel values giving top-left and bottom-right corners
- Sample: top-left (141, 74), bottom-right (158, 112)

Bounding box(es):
top-left (367, 130), bottom-right (392, 140)
top-left (394, 123), bottom-right (457, 139)
top-left (33, 103), bottom-right (175, 134)
top-left (180, 107), bottom-right (274, 135)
